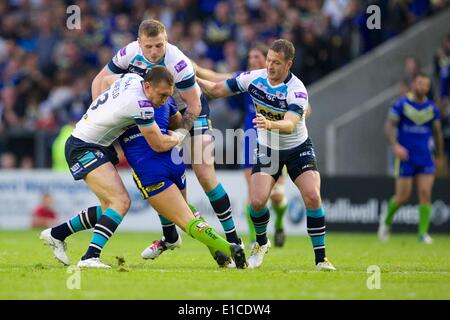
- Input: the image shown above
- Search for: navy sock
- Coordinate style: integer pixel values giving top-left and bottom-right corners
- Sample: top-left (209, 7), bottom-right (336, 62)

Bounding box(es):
top-left (82, 208), bottom-right (123, 260)
top-left (206, 183), bottom-right (239, 244)
top-left (158, 214), bottom-right (179, 244)
top-left (51, 206), bottom-right (102, 241)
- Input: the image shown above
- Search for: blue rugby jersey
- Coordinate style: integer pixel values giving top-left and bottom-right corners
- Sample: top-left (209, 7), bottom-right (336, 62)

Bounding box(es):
top-left (118, 97), bottom-right (179, 164)
top-left (389, 94), bottom-right (440, 164)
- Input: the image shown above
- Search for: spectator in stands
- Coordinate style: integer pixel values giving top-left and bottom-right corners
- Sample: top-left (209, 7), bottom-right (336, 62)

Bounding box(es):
top-left (0, 152), bottom-right (17, 169)
top-left (0, 0), bottom-right (448, 168)
top-left (31, 193), bottom-right (58, 229)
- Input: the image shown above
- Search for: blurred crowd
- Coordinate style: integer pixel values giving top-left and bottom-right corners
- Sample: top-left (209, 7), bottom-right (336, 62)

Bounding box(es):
top-left (0, 0), bottom-right (449, 169)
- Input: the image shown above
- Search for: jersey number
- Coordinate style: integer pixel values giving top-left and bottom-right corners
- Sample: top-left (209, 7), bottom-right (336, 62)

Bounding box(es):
top-left (91, 92), bottom-right (109, 110)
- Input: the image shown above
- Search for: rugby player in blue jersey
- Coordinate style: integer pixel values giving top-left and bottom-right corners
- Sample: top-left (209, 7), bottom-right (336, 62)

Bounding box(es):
top-left (116, 84), bottom-right (246, 268)
top-left (91, 19), bottom-right (242, 250)
top-left (197, 39), bottom-right (335, 271)
top-left (378, 73), bottom-right (445, 244)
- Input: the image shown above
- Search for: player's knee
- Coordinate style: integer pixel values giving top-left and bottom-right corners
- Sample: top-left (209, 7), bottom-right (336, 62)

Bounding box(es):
top-left (109, 193), bottom-right (131, 214)
top-left (395, 194), bottom-right (409, 205)
top-left (250, 196), bottom-right (268, 212)
top-left (303, 190), bottom-right (321, 209)
top-left (418, 189), bottom-right (431, 202)
top-left (270, 193), bottom-right (284, 205)
top-left (194, 165), bottom-right (216, 190)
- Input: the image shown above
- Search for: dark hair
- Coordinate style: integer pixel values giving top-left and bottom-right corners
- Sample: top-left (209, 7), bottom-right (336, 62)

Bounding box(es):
top-left (414, 71), bottom-right (430, 80)
top-left (144, 65), bottom-right (174, 87)
top-left (269, 39), bottom-right (295, 61)
top-left (250, 43), bottom-right (268, 57)
top-left (138, 19), bottom-right (167, 38)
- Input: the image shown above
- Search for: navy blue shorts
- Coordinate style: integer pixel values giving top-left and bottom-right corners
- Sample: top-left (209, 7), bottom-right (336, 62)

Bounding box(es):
top-left (131, 155), bottom-right (186, 199)
top-left (65, 135), bottom-right (119, 180)
top-left (241, 126), bottom-right (257, 169)
top-left (252, 138), bottom-right (318, 182)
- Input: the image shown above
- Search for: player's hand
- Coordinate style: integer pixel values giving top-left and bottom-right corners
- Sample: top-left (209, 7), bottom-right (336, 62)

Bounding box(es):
top-left (168, 130), bottom-right (186, 149)
top-left (392, 143), bottom-right (408, 161)
top-left (253, 113), bottom-right (272, 130)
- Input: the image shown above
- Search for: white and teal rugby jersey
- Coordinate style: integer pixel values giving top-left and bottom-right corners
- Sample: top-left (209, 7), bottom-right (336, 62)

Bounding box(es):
top-left (226, 69), bottom-right (309, 150)
top-left (72, 73), bottom-right (155, 146)
top-left (108, 41), bottom-right (200, 111)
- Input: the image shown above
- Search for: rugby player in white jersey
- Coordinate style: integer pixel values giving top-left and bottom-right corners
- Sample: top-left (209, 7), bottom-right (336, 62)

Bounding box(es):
top-left (197, 39), bottom-right (336, 271)
top-left (91, 19), bottom-right (242, 251)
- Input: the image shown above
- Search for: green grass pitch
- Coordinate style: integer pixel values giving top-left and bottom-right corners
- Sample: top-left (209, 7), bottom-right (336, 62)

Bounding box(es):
top-left (1, 230), bottom-right (449, 299)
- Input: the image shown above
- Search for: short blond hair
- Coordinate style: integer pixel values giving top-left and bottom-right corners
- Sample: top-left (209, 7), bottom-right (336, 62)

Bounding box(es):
top-left (138, 19), bottom-right (167, 38)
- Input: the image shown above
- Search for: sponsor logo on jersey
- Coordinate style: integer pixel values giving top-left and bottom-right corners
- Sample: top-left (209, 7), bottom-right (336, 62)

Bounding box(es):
top-left (174, 60), bottom-right (188, 73)
top-left (140, 110), bottom-right (154, 120)
top-left (255, 103), bottom-right (284, 121)
top-left (119, 46), bottom-right (127, 56)
top-left (294, 92), bottom-right (307, 99)
top-left (145, 182), bottom-right (165, 193)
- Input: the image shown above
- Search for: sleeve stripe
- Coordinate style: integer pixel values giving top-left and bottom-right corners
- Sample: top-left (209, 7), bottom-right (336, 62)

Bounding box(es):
top-left (107, 61), bottom-right (127, 74)
top-left (226, 78), bottom-right (241, 94)
top-left (287, 104), bottom-right (304, 117)
top-left (175, 75), bottom-right (196, 90)
top-left (135, 119), bottom-right (155, 126)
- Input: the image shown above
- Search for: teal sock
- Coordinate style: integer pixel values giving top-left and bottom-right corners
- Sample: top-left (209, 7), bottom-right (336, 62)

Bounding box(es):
top-left (83, 208), bottom-right (123, 259)
top-left (250, 206), bottom-right (270, 246)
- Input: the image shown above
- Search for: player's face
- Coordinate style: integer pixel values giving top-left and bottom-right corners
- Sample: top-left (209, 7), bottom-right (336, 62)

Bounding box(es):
top-left (138, 34), bottom-right (167, 64)
top-left (248, 49), bottom-right (266, 70)
top-left (412, 76), bottom-right (431, 98)
top-left (144, 82), bottom-right (174, 107)
top-left (266, 50), bottom-right (292, 83)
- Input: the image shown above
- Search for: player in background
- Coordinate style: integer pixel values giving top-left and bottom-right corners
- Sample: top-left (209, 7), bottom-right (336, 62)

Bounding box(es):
top-left (91, 19), bottom-right (242, 249)
top-left (194, 45), bottom-right (291, 248)
top-left (197, 39), bottom-right (335, 271)
top-left (378, 73), bottom-right (445, 244)
top-left (40, 68), bottom-right (246, 268)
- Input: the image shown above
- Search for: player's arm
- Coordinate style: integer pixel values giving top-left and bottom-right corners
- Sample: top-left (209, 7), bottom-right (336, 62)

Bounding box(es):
top-left (196, 78), bottom-right (235, 99)
top-left (178, 85), bottom-right (202, 131)
top-left (253, 111), bottom-right (300, 134)
top-left (384, 114), bottom-right (408, 161)
top-left (193, 61), bottom-right (231, 82)
top-left (92, 45), bottom-right (131, 99)
top-left (92, 66), bottom-right (116, 100)
top-left (100, 74), bottom-right (121, 93)
top-left (305, 103), bottom-right (312, 118)
top-left (432, 120), bottom-right (445, 158)
top-left (138, 122), bottom-right (180, 152)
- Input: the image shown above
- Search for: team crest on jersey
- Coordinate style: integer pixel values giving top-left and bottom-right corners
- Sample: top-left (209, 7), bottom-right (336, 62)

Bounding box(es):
top-left (138, 100), bottom-right (153, 108)
top-left (295, 92), bottom-right (307, 99)
top-left (174, 60), bottom-right (187, 73)
top-left (276, 91), bottom-right (286, 99)
top-left (119, 46), bottom-right (127, 56)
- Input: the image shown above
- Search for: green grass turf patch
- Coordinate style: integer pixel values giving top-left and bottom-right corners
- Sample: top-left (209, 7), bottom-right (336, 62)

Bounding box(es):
top-left (1, 230), bottom-right (449, 299)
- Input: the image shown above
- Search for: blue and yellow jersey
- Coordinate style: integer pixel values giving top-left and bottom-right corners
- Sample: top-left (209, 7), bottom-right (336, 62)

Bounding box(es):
top-left (118, 97), bottom-right (179, 164)
top-left (389, 94), bottom-right (440, 163)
